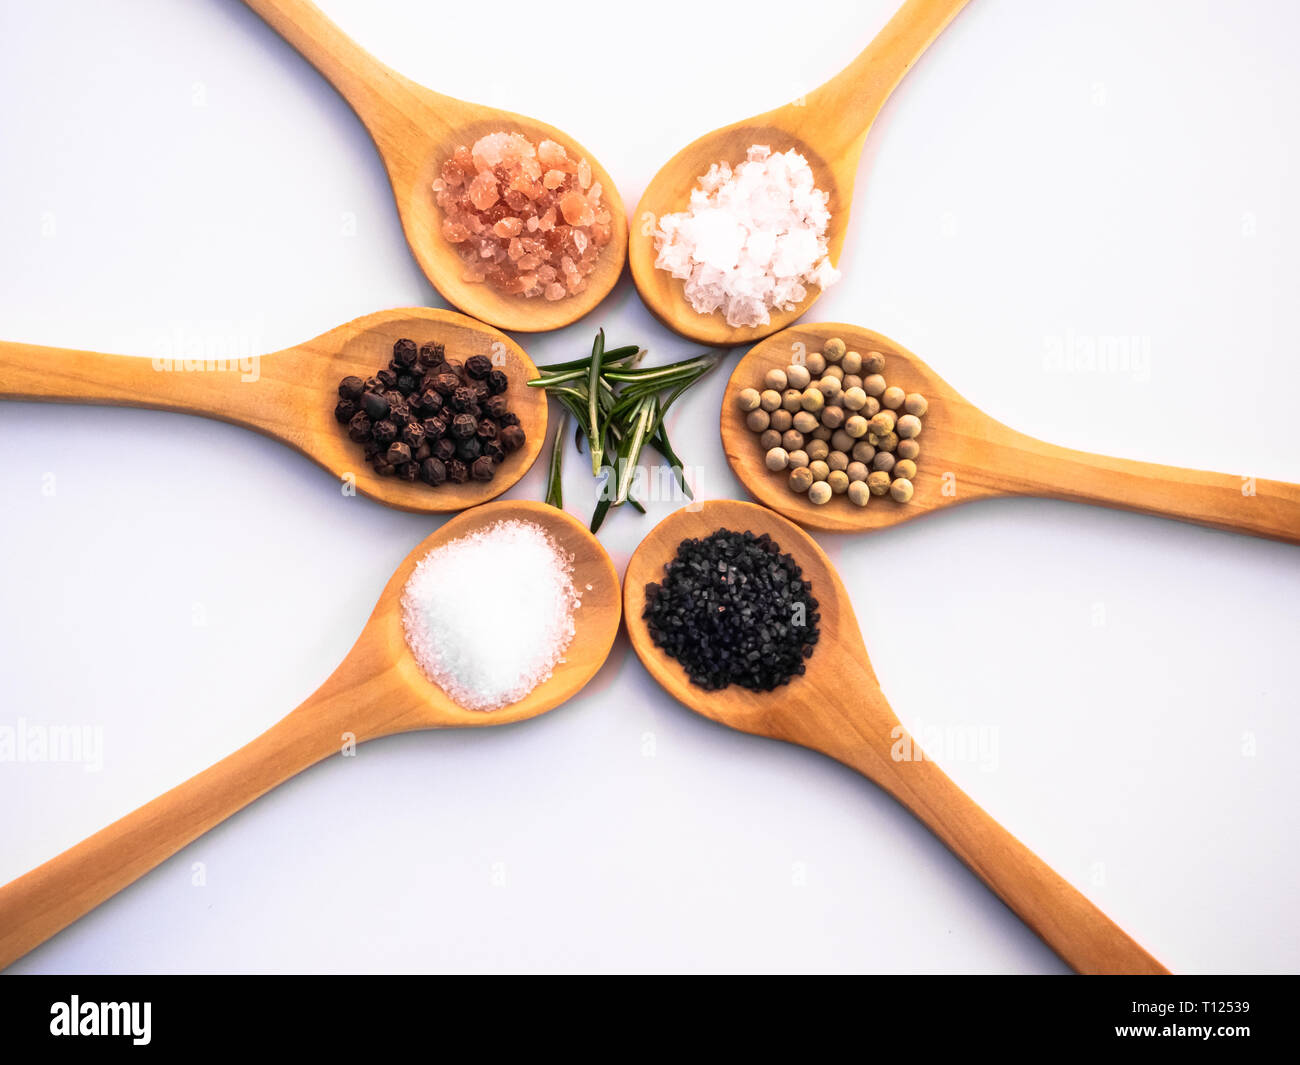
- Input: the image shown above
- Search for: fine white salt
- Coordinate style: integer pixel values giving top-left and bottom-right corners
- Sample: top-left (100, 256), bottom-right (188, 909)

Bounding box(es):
top-left (653, 145), bottom-right (840, 328)
top-left (400, 519), bottom-right (581, 711)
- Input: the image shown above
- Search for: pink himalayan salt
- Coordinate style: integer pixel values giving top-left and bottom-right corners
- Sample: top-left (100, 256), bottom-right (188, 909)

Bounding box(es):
top-left (433, 132), bottom-right (611, 299)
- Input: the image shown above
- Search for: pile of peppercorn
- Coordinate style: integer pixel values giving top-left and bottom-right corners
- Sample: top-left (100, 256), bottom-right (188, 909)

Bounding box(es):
top-left (643, 528), bottom-right (820, 692)
top-left (334, 338), bottom-right (526, 487)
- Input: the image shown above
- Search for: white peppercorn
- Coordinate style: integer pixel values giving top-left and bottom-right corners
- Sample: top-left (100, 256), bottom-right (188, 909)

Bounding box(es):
top-left (808, 481), bottom-right (832, 505)
top-left (765, 447), bottom-right (789, 471)
top-left (786, 364), bottom-right (811, 390)
top-left (847, 480), bottom-right (871, 507)
top-left (872, 451), bottom-right (895, 474)
top-left (868, 411), bottom-right (896, 436)
top-left (760, 389), bottom-right (782, 412)
top-left (862, 395), bottom-right (881, 418)
top-left (890, 477), bottom-right (914, 503)
top-left (842, 351), bottom-right (863, 375)
top-left (789, 466), bottom-right (814, 493)
top-left (822, 364), bottom-right (844, 383)
top-left (872, 430), bottom-right (899, 453)
top-left (897, 438), bottom-right (920, 461)
top-left (764, 368), bottom-right (788, 392)
top-left (882, 386), bottom-right (905, 411)
top-left (867, 470), bottom-right (891, 496)
top-left (782, 388), bottom-right (803, 412)
top-left (830, 428), bottom-right (855, 453)
top-left (810, 425), bottom-right (832, 442)
top-left (817, 376), bottom-right (842, 400)
top-left (847, 460), bottom-right (869, 482)
top-left (827, 470), bottom-right (850, 495)
top-left (792, 410), bottom-right (819, 434)
top-left (746, 410), bottom-right (770, 432)
top-left (844, 414), bottom-right (869, 439)
top-left (800, 387), bottom-right (825, 413)
top-left (893, 458), bottom-right (917, 480)
top-left (896, 413), bottom-right (922, 439)
top-left (843, 374), bottom-right (862, 392)
top-left (863, 373), bottom-right (886, 397)
top-left (806, 438), bottom-right (830, 461)
top-left (781, 430), bottom-right (805, 453)
top-left (823, 338), bottom-right (846, 362)
top-left (904, 393), bottom-right (928, 416)
top-left (851, 440), bottom-right (875, 463)
top-left (842, 386), bottom-right (867, 412)
top-left (759, 428), bottom-right (782, 450)
top-left (863, 351), bottom-right (885, 375)
top-left (806, 351), bottom-right (827, 376)
top-left (828, 450), bottom-right (849, 472)
top-left (738, 387), bottom-right (761, 412)
top-left (787, 449), bottom-right (809, 469)
top-left (820, 405), bottom-right (845, 430)
top-left (808, 459), bottom-right (831, 482)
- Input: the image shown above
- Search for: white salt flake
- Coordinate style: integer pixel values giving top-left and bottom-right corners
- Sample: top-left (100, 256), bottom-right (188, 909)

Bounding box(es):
top-left (653, 146), bottom-right (840, 327)
top-left (400, 519), bottom-right (581, 712)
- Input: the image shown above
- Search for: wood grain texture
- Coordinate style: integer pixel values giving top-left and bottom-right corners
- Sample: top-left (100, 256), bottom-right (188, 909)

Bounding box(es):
top-left (0, 307), bottom-right (548, 514)
top-left (242, 0), bottom-right (628, 333)
top-left (629, 0), bottom-right (969, 345)
top-left (722, 322), bottom-right (1300, 542)
top-left (623, 499), bottom-right (1169, 974)
top-left (0, 500), bottom-right (622, 970)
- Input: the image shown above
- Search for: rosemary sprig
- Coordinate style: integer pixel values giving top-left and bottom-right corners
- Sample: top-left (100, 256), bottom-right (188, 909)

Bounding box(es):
top-left (534, 332), bottom-right (721, 531)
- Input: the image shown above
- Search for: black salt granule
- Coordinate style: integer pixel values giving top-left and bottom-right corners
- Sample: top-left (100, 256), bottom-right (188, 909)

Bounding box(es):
top-left (642, 528), bottom-right (820, 692)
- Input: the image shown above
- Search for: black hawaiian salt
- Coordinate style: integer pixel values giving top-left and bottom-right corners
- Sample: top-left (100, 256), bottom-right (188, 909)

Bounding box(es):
top-left (643, 528), bottom-right (819, 692)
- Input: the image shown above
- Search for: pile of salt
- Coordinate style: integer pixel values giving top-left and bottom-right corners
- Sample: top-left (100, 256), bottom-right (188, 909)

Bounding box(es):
top-left (653, 145), bottom-right (840, 328)
top-left (400, 519), bottom-right (581, 711)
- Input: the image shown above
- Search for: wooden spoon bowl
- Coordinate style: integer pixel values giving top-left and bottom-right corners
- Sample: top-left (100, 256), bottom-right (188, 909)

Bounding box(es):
top-left (624, 499), bottom-right (1168, 973)
top-left (723, 322), bottom-right (1300, 542)
top-left (0, 500), bottom-right (621, 969)
top-left (630, 0), bottom-right (969, 345)
top-left (244, 0), bottom-right (628, 332)
top-left (0, 307), bottom-right (547, 514)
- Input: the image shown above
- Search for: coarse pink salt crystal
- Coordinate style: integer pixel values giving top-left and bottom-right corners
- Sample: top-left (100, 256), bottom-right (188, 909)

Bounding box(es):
top-left (433, 130), bottom-right (611, 300)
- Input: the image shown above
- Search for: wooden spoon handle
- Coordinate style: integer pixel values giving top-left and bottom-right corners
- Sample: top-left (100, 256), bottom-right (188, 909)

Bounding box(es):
top-left (990, 431), bottom-right (1300, 544)
top-left (241, 0), bottom-right (413, 135)
top-left (0, 669), bottom-right (390, 970)
top-left (806, 0), bottom-right (970, 154)
top-left (822, 720), bottom-right (1168, 973)
top-left (0, 339), bottom-right (258, 409)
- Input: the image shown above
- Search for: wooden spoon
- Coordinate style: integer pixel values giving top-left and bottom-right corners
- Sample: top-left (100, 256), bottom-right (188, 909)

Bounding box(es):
top-left (723, 322), bottom-right (1300, 542)
top-left (624, 499), bottom-right (1168, 973)
top-left (0, 307), bottom-right (547, 514)
top-left (630, 0), bottom-right (969, 345)
top-left (0, 500), bottom-right (620, 970)
top-left (242, 0), bottom-right (628, 332)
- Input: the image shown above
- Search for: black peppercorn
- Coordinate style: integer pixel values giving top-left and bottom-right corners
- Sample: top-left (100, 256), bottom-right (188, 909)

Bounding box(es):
top-left (387, 441), bottom-right (412, 466)
top-left (385, 393), bottom-right (411, 422)
top-left (433, 372), bottom-right (460, 397)
top-left (470, 456), bottom-right (495, 481)
top-left (416, 388), bottom-right (443, 414)
top-left (362, 440), bottom-right (381, 461)
top-left (376, 368), bottom-right (398, 390)
top-left (338, 375), bottom-right (365, 400)
top-left (446, 459), bottom-right (469, 484)
top-left (401, 421), bottom-right (425, 449)
top-left (334, 398), bottom-right (358, 424)
top-left (465, 354), bottom-right (493, 380)
top-left (417, 341), bottom-right (445, 370)
top-left (433, 437), bottom-right (457, 462)
top-left (419, 457), bottom-right (447, 486)
top-left (450, 386), bottom-right (478, 413)
top-left (499, 424), bottom-right (526, 453)
top-left (347, 411), bottom-right (372, 442)
top-left (484, 440), bottom-right (506, 464)
top-left (456, 436), bottom-right (482, 461)
top-left (422, 415), bottom-right (448, 439)
top-left (399, 461), bottom-right (418, 482)
top-left (485, 394), bottom-right (510, 420)
top-left (412, 441), bottom-right (431, 463)
top-left (443, 359), bottom-right (463, 377)
top-left (372, 419), bottom-right (398, 446)
top-left (393, 338), bottom-right (418, 366)
top-left (451, 412), bottom-right (478, 439)
top-left (475, 419), bottom-right (498, 441)
top-left (361, 391), bottom-right (390, 420)
top-left (498, 411), bottom-right (521, 428)
top-left (374, 462), bottom-right (396, 477)
top-left (396, 372), bottom-right (418, 396)
top-left (486, 369), bottom-right (508, 395)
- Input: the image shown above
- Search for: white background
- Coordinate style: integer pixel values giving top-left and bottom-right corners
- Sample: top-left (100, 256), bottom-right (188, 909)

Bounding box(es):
top-left (1, 0), bottom-right (1297, 974)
